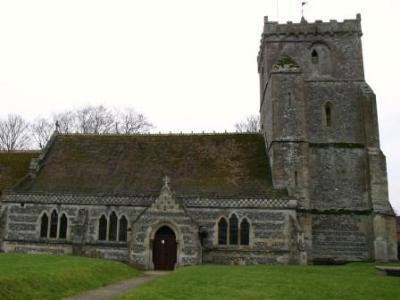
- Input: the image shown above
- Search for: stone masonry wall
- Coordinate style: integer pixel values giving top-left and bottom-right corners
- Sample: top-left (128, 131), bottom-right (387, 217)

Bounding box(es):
top-left (1, 193), bottom-right (302, 266)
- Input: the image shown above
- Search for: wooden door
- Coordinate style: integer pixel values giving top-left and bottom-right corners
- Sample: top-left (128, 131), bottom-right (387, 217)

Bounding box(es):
top-left (153, 226), bottom-right (177, 270)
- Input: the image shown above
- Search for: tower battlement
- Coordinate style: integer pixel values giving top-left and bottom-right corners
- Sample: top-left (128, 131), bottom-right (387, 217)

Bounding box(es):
top-left (262, 14), bottom-right (362, 38)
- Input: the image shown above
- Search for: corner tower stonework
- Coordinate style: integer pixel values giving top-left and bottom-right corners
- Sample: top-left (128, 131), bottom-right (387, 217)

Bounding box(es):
top-left (258, 15), bottom-right (397, 262)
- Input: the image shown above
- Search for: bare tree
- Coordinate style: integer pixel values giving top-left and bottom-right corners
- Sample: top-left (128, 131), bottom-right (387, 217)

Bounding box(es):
top-left (234, 115), bottom-right (260, 133)
top-left (53, 111), bottom-right (76, 134)
top-left (75, 105), bottom-right (115, 134)
top-left (114, 108), bottom-right (153, 134)
top-left (0, 114), bottom-right (31, 151)
top-left (31, 118), bottom-right (54, 149)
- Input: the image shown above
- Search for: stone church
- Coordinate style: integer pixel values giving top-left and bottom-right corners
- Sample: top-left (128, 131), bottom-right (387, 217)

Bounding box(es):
top-left (0, 15), bottom-right (397, 270)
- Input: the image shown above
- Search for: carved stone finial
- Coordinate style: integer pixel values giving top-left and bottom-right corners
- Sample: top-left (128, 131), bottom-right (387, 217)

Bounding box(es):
top-left (163, 176), bottom-right (170, 188)
top-left (55, 120), bottom-right (60, 132)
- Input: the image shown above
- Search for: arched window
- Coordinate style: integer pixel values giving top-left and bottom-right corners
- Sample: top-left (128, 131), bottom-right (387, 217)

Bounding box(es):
top-left (311, 44), bottom-right (332, 75)
top-left (325, 102), bottom-right (332, 127)
top-left (59, 214), bottom-right (68, 239)
top-left (40, 213), bottom-right (49, 238)
top-left (240, 219), bottom-right (250, 246)
top-left (49, 210), bottom-right (58, 238)
top-left (218, 218), bottom-right (228, 245)
top-left (311, 49), bottom-right (319, 64)
top-left (119, 216), bottom-right (128, 242)
top-left (109, 212), bottom-right (118, 241)
top-left (229, 215), bottom-right (239, 245)
top-left (98, 215), bottom-right (107, 241)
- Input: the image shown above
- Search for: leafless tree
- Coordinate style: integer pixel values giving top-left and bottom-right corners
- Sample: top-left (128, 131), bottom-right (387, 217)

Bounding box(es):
top-left (234, 115), bottom-right (260, 133)
top-left (0, 114), bottom-right (31, 151)
top-left (31, 118), bottom-right (54, 149)
top-left (114, 108), bottom-right (153, 134)
top-left (75, 105), bottom-right (115, 134)
top-left (53, 111), bottom-right (76, 134)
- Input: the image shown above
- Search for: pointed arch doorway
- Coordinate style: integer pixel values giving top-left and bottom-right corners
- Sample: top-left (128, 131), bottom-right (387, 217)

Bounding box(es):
top-left (152, 226), bottom-right (177, 270)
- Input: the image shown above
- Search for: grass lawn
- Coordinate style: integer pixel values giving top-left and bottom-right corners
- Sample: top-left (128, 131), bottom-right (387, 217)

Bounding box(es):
top-left (0, 253), bottom-right (139, 300)
top-left (116, 263), bottom-right (400, 300)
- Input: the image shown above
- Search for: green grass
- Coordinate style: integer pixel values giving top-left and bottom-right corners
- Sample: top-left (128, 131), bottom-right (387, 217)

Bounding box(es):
top-left (116, 263), bottom-right (400, 300)
top-left (0, 253), bottom-right (139, 300)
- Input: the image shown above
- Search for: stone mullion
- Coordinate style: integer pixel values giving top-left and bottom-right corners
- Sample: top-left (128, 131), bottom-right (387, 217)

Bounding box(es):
top-left (47, 214), bottom-right (50, 239)
top-left (106, 214), bottom-right (110, 241)
top-left (56, 214), bottom-right (60, 239)
top-left (116, 216), bottom-right (120, 242)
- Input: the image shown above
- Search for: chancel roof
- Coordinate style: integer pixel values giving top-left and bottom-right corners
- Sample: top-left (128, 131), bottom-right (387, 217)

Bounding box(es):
top-left (15, 133), bottom-right (286, 198)
top-left (0, 151), bottom-right (39, 193)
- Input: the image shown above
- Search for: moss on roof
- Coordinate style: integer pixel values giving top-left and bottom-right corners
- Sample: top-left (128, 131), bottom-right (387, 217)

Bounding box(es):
top-left (16, 133), bottom-right (284, 197)
top-left (0, 151), bottom-right (39, 193)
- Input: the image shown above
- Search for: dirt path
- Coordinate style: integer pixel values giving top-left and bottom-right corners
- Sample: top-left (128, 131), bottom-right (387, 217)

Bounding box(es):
top-left (63, 271), bottom-right (168, 300)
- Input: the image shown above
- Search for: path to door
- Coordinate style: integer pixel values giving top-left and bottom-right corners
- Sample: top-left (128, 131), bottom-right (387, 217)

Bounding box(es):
top-left (63, 271), bottom-right (169, 300)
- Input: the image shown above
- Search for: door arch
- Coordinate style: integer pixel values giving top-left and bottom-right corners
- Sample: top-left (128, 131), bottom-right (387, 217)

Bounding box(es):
top-left (152, 226), bottom-right (177, 270)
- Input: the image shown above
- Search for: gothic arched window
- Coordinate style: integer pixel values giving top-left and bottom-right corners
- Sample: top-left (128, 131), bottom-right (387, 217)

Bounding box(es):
top-left (240, 218), bottom-right (250, 246)
top-left (311, 49), bottom-right (319, 64)
top-left (40, 213), bottom-right (49, 238)
top-left (98, 215), bottom-right (107, 241)
top-left (119, 216), bottom-right (128, 242)
top-left (218, 218), bottom-right (228, 245)
top-left (109, 212), bottom-right (118, 241)
top-left (59, 214), bottom-right (68, 239)
top-left (49, 210), bottom-right (58, 238)
top-left (229, 215), bottom-right (239, 245)
top-left (325, 102), bottom-right (333, 127)
top-left (311, 44), bottom-right (332, 75)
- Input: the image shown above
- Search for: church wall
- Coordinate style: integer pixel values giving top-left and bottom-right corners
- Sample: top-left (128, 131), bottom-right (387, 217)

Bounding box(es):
top-left (1, 197), bottom-right (146, 261)
top-left (305, 82), bottom-right (365, 144)
top-left (186, 208), bottom-right (301, 264)
top-left (309, 146), bottom-right (369, 210)
top-left (311, 214), bottom-right (371, 261)
top-left (1, 194), bottom-right (303, 266)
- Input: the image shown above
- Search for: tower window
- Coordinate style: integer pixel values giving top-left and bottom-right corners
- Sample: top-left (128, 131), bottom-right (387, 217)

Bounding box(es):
top-left (325, 102), bottom-right (333, 127)
top-left (311, 49), bottom-right (319, 64)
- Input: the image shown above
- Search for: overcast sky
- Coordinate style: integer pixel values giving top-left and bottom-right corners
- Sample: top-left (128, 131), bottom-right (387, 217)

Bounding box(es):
top-left (0, 0), bottom-right (398, 213)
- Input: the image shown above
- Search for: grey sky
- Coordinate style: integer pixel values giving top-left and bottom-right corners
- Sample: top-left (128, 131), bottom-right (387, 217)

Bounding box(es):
top-left (0, 0), bottom-right (398, 212)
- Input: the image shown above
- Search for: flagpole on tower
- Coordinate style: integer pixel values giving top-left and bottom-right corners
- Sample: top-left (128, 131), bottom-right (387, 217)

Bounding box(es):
top-left (276, 0), bottom-right (279, 22)
top-left (301, 1), bottom-right (307, 20)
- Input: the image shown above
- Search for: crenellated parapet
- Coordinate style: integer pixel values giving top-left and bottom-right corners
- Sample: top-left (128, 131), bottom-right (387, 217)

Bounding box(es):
top-left (262, 14), bottom-right (362, 38)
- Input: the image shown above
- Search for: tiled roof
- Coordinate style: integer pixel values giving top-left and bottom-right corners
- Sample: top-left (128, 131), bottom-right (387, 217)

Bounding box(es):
top-left (15, 133), bottom-right (285, 198)
top-left (0, 151), bottom-right (39, 193)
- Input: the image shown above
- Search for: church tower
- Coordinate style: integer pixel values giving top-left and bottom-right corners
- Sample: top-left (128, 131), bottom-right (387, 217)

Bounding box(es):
top-left (258, 15), bottom-right (398, 262)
